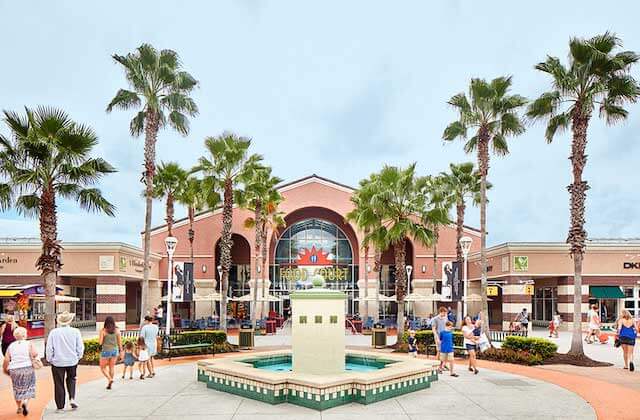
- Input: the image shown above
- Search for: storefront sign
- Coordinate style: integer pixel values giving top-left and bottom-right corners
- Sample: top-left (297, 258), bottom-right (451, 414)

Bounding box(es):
top-left (99, 255), bottom-right (114, 271)
top-left (487, 286), bottom-right (499, 296)
top-left (623, 262), bottom-right (640, 269)
top-left (280, 267), bottom-right (349, 282)
top-left (525, 284), bottom-right (535, 295)
top-left (119, 256), bottom-right (127, 271)
top-left (0, 255), bottom-right (18, 269)
top-left (514, 256), bottom-right (529, 272)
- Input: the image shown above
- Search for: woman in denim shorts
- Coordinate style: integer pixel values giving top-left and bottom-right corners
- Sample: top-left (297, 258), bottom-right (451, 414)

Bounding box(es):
top-left (99, 316), bottom-right (122, 390)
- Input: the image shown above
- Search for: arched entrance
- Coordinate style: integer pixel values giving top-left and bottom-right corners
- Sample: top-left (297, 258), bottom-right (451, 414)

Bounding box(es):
top-left (215, 233), bottom-right (251, 319)
top-left (270, 216), bottom-right (360, 316)
top-left (377, 240), bottom-right (414, 320)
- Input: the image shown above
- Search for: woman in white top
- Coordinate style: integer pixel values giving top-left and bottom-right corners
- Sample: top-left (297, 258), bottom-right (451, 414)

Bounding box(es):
top-left (2, 326), bottom-right (38, 416)
top-left (461, 316), bottom-right (479, 374)
top-left (585, 305), bottom-right (600, 344)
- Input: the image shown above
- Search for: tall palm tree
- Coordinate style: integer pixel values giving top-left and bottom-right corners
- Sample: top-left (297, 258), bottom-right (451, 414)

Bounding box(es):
top-left (242, 166), bottom-right (282, 327)
top-left (151, 162), bottom-right (188, 237)
top-left (346, 175), bottom-right (382, 321)
top-left (526, 33), bottom-right (640, 356)
top-left (257, 194), bottom-right (285, 319)
top-left (359, 164), bottom-right (447, 336)
top-left (194, 132), bottom-right (262, 330)
top-left (441, 163), bottom-right (482, 262)
top-left (443, 76), bottom-right (527, 333)
top-left (423, 175), bottom-right (454, 306)
top-left (0, 107), bottom-right (116, 338)
top-left (106, 44), bottom-right (198, 322)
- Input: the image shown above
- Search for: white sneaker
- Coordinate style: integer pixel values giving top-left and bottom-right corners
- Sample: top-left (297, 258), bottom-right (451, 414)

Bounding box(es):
top-left (70, 400), bottom-right (79, 410)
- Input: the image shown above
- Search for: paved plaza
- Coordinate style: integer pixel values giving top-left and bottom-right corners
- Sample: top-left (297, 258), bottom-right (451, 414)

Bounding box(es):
top-left (42, 362), bottom-right (595, 420)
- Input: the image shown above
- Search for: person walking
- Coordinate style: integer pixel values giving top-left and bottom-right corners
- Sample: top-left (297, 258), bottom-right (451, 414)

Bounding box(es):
top-left (438, 321), bottom-right (458, 377)
top-left (1, 313), bottom-right (18, 355)
top-left (3, 326), bottom-right (38, 416)
top-left (98, 316), bottom-right (122, 390)
top-left (139, 315), bottom-right (159, 377)
top-left (431, 307), bottom-right (449, 365)
top-left (462, 316), bottom-right (479, 374)
top-left (617, 309), bottom-right (637, 371)
top-left (514, 308), bottom-right (529, 331)
top-left (46, 311), bottom-right (84, 412)
top-left (585, 304), bottom-right (601, 344)
top-left (156, 305), bottom-right (164, 327)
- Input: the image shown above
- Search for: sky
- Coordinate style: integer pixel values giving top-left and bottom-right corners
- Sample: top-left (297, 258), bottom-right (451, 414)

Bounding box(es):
top-left (1, 1), bottom-right (639, 247)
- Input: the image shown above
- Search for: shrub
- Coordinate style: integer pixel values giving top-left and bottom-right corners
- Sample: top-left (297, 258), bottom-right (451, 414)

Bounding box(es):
top-left (502, 336), bottom-right (557, 359)
top-left (478, 348), bottom-right (543, 366)
top-left (395, 330), bottom-right (464, 353)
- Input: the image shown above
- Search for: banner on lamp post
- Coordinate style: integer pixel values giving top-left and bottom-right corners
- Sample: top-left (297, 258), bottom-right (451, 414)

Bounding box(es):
top-left (172, 262), bottom-right (194, 302)
top-left (441, 261), bottom-right (462, 302)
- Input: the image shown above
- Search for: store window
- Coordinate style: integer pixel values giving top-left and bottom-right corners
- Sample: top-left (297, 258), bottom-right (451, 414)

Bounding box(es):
top-left (623, 286), bottom-right (639, 317)
top-left (71, 287), bottom-right (96, 322)
top-left (533, 287), bottom-right (557, 322)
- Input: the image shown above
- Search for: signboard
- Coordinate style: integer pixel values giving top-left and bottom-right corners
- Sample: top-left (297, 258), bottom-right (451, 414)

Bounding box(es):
top-left (624, 262), bottom-right (640, 269)
top-left (524, 284), bottom-right (535, 295)
top-left (513, 256), bottom-right (529, 272)
top-left (487, 286), bottom-right (499, 296)
top-left (0, 255), bottom-right (18, 270)
top-left (441, 261), bottom-right (461, 301)
top-left (171, 262), bottom-right (194, 303)
top-left (119, 256), bottom-right (127, 271)
top-left (99, 255), bottom-right (114, 271)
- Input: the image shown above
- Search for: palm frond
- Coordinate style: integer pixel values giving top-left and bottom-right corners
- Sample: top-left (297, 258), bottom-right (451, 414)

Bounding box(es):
top-left (76, 188), bottom-right (116, 216)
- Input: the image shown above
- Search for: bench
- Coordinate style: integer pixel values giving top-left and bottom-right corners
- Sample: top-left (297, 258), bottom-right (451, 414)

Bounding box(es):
top-left (162, 334), bottom-right (216, 360)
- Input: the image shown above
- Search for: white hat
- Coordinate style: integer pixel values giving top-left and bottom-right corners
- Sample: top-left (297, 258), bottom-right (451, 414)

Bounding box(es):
top-left (56, 311), bottom-right (75, 326)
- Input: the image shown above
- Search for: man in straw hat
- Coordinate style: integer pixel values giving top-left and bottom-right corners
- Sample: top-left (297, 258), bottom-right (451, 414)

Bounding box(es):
top-left (45, 311), bottom-right (84, 413)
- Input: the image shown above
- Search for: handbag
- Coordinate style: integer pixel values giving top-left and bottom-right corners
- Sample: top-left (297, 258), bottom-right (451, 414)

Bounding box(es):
top-left (477, 333), bottom-right (490, 352)
top-left (30, 344), bottom-right (43, 369)
top-left (614, 336), bottom-right (621, 348)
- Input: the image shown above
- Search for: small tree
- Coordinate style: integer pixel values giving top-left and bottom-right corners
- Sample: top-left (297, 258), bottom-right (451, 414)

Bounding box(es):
top-left (0, 107), bottom-right (116, 338)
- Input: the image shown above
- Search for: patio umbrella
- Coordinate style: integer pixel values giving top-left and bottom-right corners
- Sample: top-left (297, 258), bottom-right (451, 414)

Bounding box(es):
top-left (258, 294), bottom-right (281, 302)
top-left (193, 293), bottom-right (222, 302)
top-left (55, 295), bottom-right (80, 302)
top-left (463, 293), bottom-right (493, 302)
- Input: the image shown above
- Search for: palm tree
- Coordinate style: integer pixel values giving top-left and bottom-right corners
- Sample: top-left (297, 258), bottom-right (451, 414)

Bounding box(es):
top-left (423, 175), bottom-right (454, 307)
top-left (242, 166), bottom-right (283, 327)
top-left (106, 44), bottom-right (198, 322)
top-left (526, 33), bottom-right (640, 356)
top-left (194, 132), bottom-right (262, 330)
top-left (346, 175), bottom-right (382, 322)
top-left (441, 163), bottom-right (482, 262)
top-left (0, 107), bottom-right (116, 338)
top-left (360, 164), bottom-right (447, 336)
top-left (443, 76), bottom-right (527, 333)
top-left (151, 162), bottom-right (188, 237)
top-left (257, 194), bottom-right (285, 319)
top-left (176, 175), bottom-right (218, 264)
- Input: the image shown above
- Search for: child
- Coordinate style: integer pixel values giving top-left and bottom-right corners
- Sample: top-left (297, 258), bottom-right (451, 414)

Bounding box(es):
top-left (135, 336), bottom-right (150, 380)
top-left (438, 321), bottom-right (458, 377)
top-left (407, 330), bottom-right (417, 357)
top-left (121, 341), bottom-right (136, 379)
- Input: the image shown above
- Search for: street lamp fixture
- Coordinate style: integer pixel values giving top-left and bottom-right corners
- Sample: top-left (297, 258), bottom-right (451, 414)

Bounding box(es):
top-left (459, 236), bottom-right (473, 318)
top-left (406, 265), bottom-right (413, 291)
top-left (164, 236), bottom-right (178, 336)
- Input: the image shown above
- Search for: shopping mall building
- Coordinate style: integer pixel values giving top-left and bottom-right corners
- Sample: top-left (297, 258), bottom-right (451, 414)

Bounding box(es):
top-left (1, 175), bottom-right (639, 331)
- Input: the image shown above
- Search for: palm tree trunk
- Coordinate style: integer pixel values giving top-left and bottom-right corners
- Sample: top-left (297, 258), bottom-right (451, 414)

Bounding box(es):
top-left (394, 238), bottom-right (407, 337)
top-left (455, 201), bottom-right (465, 325)
top-left (478, 127), bottom-right (490, 335)
top-left (568, 110), bottom-right (590, 356)
top-left (219, 179), bottom-right (234, 331)
top-left (166, 193), bottom-right (175, 237)
top-left (37, 186), bottom-right (62, 341)
top-left (364, 244), bottom-right (369, 321)
top-left (251, 203), bottom-right (262, 328)
top-left (141, 110), bottom-right (159, 325)
top-left (260, 222), bottom-right (268, 320)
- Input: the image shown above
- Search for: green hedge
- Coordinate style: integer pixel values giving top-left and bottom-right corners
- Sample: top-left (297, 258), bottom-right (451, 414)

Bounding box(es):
top-left (502, 336), bottom-right (557, 359)
top-left (80, 330), bottom-right (230, 364)
top-left (396, 330), bottom-right (464, 353)
top-left (478, 348), bottom-right (544, 365)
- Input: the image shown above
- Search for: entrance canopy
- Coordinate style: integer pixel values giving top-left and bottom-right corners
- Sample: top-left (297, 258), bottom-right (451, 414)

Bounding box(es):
top-left (590, 286), bottom-right (624, 299)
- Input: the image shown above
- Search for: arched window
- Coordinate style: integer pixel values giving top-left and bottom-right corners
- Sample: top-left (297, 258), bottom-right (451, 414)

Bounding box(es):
top-left (275, 218), bottom-right (352, 265)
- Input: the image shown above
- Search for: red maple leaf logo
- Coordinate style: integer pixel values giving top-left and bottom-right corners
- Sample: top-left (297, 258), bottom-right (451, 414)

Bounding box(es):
top-left (296, 246), bottom-right (334, 265)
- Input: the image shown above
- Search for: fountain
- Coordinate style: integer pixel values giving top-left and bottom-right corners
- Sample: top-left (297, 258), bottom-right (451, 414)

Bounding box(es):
top-left (197, 283), bottom-right (439, 410)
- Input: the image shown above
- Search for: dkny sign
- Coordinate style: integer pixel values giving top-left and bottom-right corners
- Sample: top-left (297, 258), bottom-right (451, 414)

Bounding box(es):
top-left (623, 262), bottom-right (640, 269)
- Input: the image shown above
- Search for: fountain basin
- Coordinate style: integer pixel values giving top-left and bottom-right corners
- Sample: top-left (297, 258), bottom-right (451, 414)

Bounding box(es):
top-left (197, 350), bottom-right (439, 410)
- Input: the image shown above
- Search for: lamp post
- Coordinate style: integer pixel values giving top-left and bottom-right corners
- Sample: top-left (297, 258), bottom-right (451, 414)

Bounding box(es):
top-left (460, 236), bottom-right (473, 318)
top-left (217, 265), bottom-right (223, 317)
top-left (164, 236), bottom-right (178, 336)
top-left (406, 265), bottom-right (413, 318)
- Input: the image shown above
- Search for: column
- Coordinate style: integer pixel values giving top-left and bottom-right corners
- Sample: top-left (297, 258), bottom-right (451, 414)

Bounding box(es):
top-left (501, 283), bottom-right (532, 331)
top-left (96, 277), bottom-right (126, 331)
top-left (557, 283), bottom-right (589, 331)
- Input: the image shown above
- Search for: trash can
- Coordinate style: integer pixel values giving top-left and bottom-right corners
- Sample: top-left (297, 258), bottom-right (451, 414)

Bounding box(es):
top-left (372, 326), bottom-right (387, 348)
top-left (239, 326), bottom-right (254, 349)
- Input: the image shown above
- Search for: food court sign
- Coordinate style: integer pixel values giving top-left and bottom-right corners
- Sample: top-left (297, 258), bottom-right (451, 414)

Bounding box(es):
top-left (280, 266), bottom-right (349, 282)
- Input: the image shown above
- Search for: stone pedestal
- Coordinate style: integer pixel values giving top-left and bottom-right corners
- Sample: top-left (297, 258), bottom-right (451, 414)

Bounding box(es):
top-left (291, 288), bottom-right (345, 375)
